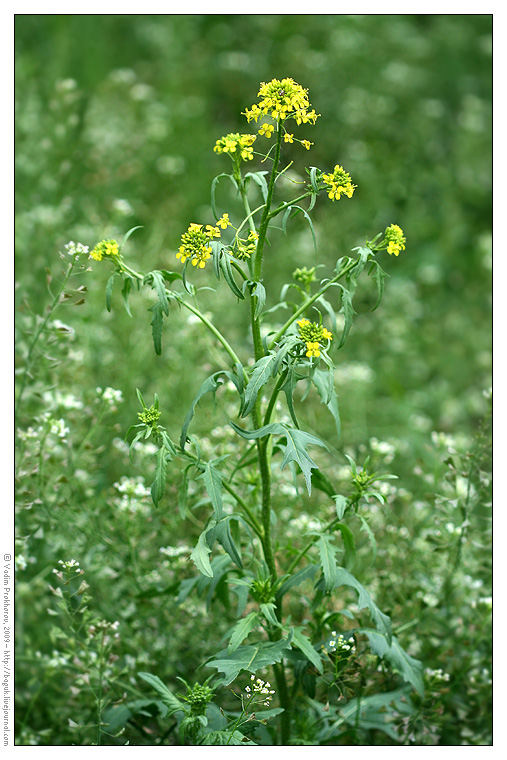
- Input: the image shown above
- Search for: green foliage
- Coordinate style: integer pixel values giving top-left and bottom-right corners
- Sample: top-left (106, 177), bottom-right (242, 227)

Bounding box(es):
top-left (15, 14), bottom-right (491, 748)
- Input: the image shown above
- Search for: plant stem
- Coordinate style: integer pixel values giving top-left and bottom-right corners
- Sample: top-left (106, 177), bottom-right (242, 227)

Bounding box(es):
top-left (15, 259), bottom-right (76, 423)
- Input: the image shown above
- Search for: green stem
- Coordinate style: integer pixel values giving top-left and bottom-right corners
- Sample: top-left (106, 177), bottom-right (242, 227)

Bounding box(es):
top-left (15, 259), bottom-right (77, 423)
top-left (120, 261), bottom-right (245, 373)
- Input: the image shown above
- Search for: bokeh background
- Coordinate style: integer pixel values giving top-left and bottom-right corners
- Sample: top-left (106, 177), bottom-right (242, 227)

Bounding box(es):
top-left (15, 13), bottom-right (492, 450)
top-left (15, 14), bottom-right (492, 746)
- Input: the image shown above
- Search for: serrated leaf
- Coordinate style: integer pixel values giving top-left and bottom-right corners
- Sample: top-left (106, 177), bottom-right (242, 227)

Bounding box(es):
top-left (241, 354), bottom-right (277, 418)
top-left (147, 270), bottom-right (169, 315)
top-left (357, 514), bottom-right (377, 565)
top-left (316, 534), bottom-right (338, 592)
top-left (291, 628), bottom-right (323, 673)
top-left (137, 672), bottom-right (186, 717)
top-left (368, 259), bottom-right (389, 311)
top-left (332, 569), bottom-right (392, 642)
top-left (190, 524), bottom-right (216, 578)
top-left (312, 368), bottom-right (340, 439)
top-left (199, 461), bottom-right (224, 520)
top-left (227, 611), bottom-right (260, 653)
top-left (229, 422), bottom-right (327, 494)
top-left (207, 633), bottom-right (293, 685)
top-left (358, 629), bottom-right (424, 695)
top-left (337, 285), bottom-right (356, 348)
top-left (276, 564), bottom-right (318, 601)
top-left (180, 372), bottom-right (228, 449)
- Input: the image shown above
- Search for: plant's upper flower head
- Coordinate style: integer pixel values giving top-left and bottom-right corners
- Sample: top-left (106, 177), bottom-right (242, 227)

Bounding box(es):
top-left (384, 224), bottom-right (406, 256)
top-left (243, 77), bottom-right (320, 126)
top-left (89, 239), bottom-right (120, 261)
top-left (214, 133), bottom-right (256, 161)
top-left (322, 165), bottom-right (356, 201)
top-left (176, 217), bottom-right (230, 269)
top-left (297, 318), bottom-right (333, 358)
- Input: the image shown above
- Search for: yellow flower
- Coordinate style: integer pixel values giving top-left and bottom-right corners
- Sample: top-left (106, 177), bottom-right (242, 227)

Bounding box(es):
top-left (89, 239), bottom-right (120, 261)
top-left (214, 133), bottom-right (256, 161)
top-left (244, 78), bottom-right (320, 126)
top-left (306, 342), bottom-right (321, 358)
top-left (322, 164), bottom-right (356, 201)
top-left (258, 123), bottom-right (274, 138)
top-left (297, 319), bottom-right (333, 358)
top-left (284, 133), bottom-right (294, 143)
top-left (177, 223), bottom-right (219, 269)
top-left (385, 224), bottom-right (406, 256)
top-left (301, 140), bottom-right (313, 150)
top-left (217, 213), bottom-right (231, 230)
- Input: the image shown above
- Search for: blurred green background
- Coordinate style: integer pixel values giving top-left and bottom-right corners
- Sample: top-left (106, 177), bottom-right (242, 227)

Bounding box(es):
top-left (15, 12), bottom-right (492, 480)
top-left (14, 15), bottom-right (492, 746)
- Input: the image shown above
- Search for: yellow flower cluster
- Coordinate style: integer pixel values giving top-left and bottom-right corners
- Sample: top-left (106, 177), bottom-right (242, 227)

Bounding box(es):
top-left (233, 230), bottom-right (259, 261)
top-left (176, 216), bottom-right (231, 269)
top-left (243, 77), bottom-right (320, 126)
top-left (297, 318), bottom-right (333, 358)
top-left (89, 239), bottom-right (119, 261)
top-left (322, 165), bottom-right (357, 201)
top-left (385, 224), bottom-right (406, 256)
top-left (214, 133), bottom-right (256, 161)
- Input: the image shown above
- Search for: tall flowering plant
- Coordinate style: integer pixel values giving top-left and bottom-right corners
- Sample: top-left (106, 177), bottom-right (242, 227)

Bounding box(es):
top-left (87, 78), bottom-right (420, 745)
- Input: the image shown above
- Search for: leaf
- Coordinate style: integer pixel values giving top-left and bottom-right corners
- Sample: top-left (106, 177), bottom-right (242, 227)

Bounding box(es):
top-left (211, 173), bottom-right (237, 219)
top-left (227, 611), bottom-right (260, 653)
top-left (244, 170), bottom-right (269, 201)
top-left (245, 280), bottom-right (266, 320)
top-left (311, 368), bottom-right (340, 439)
top-left (105, 273), bottom-right (117, 312)
top-left (200, 730), bottom-right (256, 745)
top-left (220, 249), bottom-right (245, 300)
top-left (151, 446), bottom-right (167, 506)
top-left (200, 461), bottom-right (224, 520)
top-left (280, 365), bottom-right (302, 429)
top-left (180, 372), bottom-right (228, 449)
top-left (241, 354), bottom-right (278, 418)
top-left (206, 633), bottom-right (293, 685)
top-left (229, 422), bottom-right (328, 494)
top-left (121, 276), bottom-right (134, 317)
top-left (333, 494), bottom-right (348, 520)
top-left (215, 517), bottom-right (243, 569)
top-left (276, 564), bottom-right (318, 601)
top-left (359, 629), bottom-right (424, 695)
top-left (291, 628), bottom-right (324, 674)
top-left (146, 270), bottom-right (169, 315)
top-left (119, 225), bottom-right (144, 252)
top-left (356, 514), bottom-right (377, 565)
top-left (316, 534), bottom-right (338, 593)
top-left (337, 285), bottom-right (356, 348)
top-left (149, 301), bottom-right (164, 355)
top-left (334, 523), bottom-right (356, 571)
top-left (137, 672), bottom-right (186, 718)
top-left (332, 568), bottom-right (392, 642)
top-left (368, 259), bottom-right (389, 311)
top-left (190, 524), bottom-right (216, 578)
top-left (340, 687), bottom-right (413, 740)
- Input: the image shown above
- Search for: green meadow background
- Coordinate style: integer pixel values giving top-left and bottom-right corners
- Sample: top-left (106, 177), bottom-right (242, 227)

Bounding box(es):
top-left (15, 15), bottom-right (492, 746)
